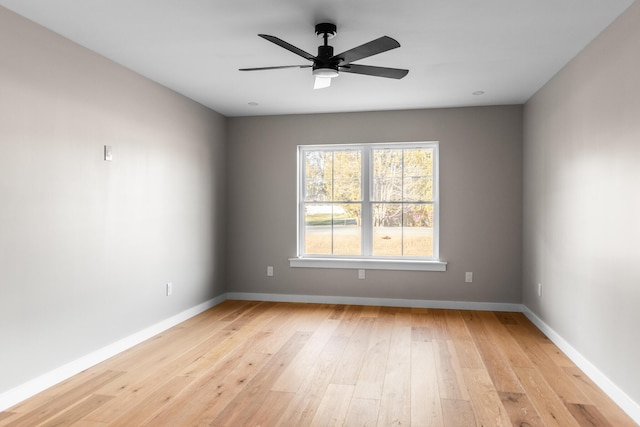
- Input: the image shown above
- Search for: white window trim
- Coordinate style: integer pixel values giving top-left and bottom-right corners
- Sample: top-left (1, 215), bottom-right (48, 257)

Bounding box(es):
top-left (289, 257), bottom-right (447, 271)
top-left (294, 141), bottom-right (446, 272)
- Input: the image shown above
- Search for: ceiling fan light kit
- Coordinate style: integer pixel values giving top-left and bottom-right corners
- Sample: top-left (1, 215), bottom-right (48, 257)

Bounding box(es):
top-left (240, 22), bottom-right (408, 89)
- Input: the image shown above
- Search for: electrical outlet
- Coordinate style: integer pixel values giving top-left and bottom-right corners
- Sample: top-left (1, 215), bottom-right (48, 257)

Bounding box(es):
top-left (166, 282), bottom-right (173, 296)
top-left (358, 269), bottom-right (365, 279)
top-left (538, 283), bottom-right (542, 297)
top-left (465, 272), bottom-right (473, 283)
top-left (267, 266), bottom-right (274, 277)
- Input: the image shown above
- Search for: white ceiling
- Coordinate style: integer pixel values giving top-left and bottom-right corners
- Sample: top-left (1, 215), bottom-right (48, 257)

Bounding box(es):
top-left (0, 0), bottom-right (635, 117)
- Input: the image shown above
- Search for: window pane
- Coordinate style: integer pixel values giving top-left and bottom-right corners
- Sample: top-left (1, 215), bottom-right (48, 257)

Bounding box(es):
top-left (403, 148), bottom-right (434, 201)
top-left (372, 203), bottom-right (402, 256)
top-left (333, 151), bottom-right (361, 201)
top-left (304, 203), bottom-right (361, 255)
top-left (333, 203), bottom-right (361, 255)
top-left (373, 149), bottom-right (403, 202)
top-left (304, 203), bottom-right (332, 254)
top-left (304, 151), bottom-right (332, 201)
top-left (403, 204), bottom-right (434, 256)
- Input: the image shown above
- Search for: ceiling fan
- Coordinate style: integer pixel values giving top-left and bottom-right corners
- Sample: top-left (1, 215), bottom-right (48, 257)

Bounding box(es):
top-left (239, 23), bottom-right (409, 89)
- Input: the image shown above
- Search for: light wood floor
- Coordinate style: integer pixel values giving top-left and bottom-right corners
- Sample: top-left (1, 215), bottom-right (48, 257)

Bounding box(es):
top-left (0, 300), bottom-right (636, 426)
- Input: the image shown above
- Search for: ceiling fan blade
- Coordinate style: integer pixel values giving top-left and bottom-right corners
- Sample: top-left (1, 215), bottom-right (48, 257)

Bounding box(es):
top-left (313, 76), bottom-right (332, 90)
top-left (259, 34), bottom-right (316, 61)
top-left (239, 65), bottom-right (311, 71)
top-left (332, 36), bottom-right (400, 65)
top-left (339, 64), bottom-right (408, 79)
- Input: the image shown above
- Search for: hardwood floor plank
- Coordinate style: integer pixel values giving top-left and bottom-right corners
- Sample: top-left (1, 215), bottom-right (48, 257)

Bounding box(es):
top-left (156, 352), bottom-right (271, 426)
top-left (271, 317), bottom-right (340, 392)
top-left (331, 305), bottom-right (365, 338)
top-left (6, 367), bottom-right (116, 414)
top-left (275, 335), bottom-right (348, 426)
top-left (565, 402), bottom-right (614, 427)
top-left (247, 303), bottom-right (328, 356)
top-left (309, 383), bottom-right (354, 427)
top-left (539, 342), bottom-right (576, 368)
top-left (353, 313), bottom-right (393, 400)
top-left (563, 366), bottom-right (638, 426)
top-left (498, 391), bottom-right (545, 426)
top-left (433, 340), bottom-right (469, 401)
top-left (451, 338), bottom-right (484, 369)
top-left (494, 311), bottom-right (519, 325)
top-left (411, 325), bottom-right (433, 342)
top-left (331, 317), bottom-right (375, 385)
top-left (444, 310), bottom-right (472, 340)
top-left (219, 300), bottom-right (264, 323)
top-left (0, 414), bottom-right (14, 423)
top-left (2, 370), bottom-right (124, 427)
top-left (69, 421), bottom-right (109, 427)
top-left (411, 341), bottom-right (444, 426)
top-left (461, 367), bottom-right (512, 426)
top-left (440, 399), bottom-right (476, 427)
top-left (360, 305), bottom-right (381, 318)
top-left (509, 323), bottom-right (592, 404)
top-left (430, 309), bottom-right (450, 341)
top-left (222, 301), bottom-right (276, 331)
top-left (288, 303), bottom-right (335, 332)
top-left (473, 335), bottom-right (525, 394)
top-left (475, 311), bottom-right (534, 369)
top-left (514, 366), bottom-right (582, 427)
top-left (411, 311), bottom-right (434, 342)
top-left (344, 398), bottom-right (380, 427)
top-left (39, 394), bottom-right (114, 427)
top-left (242, 390), bottom-right (295, 427)
top-left (376, 315), bottom-right (412, 426)
top-left (95, 374), bottom-right (197, 426)
top-left (210, 331), bottom-right (311, 426)
top-left (2, 302), bottom-right (632, 427)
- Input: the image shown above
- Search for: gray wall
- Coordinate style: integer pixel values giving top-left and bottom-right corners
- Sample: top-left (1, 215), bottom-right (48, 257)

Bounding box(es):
top-left (523, 1), bottom-right (640, 406)
top-left (0, 7), bottom-right (226, 393)
top-left (227, 106), bottom-right (523, 303)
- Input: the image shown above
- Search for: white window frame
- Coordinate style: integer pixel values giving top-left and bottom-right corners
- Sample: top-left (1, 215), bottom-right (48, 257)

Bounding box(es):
top-left (290, 141), bottom-right (447, 271)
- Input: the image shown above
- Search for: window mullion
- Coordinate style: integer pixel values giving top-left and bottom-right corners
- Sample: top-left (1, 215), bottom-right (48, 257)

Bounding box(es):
top-left (362, 147), bottom-right (372, 256)
top-left (331, 151), bottom-right (335, 255)
top-left (298, 147), bottom-right (305, 257)
top-left (401, 149), bottom-right (405, 256)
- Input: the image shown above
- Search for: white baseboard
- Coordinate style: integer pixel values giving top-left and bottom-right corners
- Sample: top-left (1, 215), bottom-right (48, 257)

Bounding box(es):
top-left (0, 295), bottom-right (226, 412)
top-left (523, 306), bottom-right (640, 424)
top-left (226, 292), bottom-right (523, 312)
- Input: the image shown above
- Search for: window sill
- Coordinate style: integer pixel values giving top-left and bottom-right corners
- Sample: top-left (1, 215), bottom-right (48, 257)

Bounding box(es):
top-left (289, 257), bottom-right (447, 272)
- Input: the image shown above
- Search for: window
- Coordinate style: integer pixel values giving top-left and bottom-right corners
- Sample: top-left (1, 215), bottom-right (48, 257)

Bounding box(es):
top-left (291, 142), bottom-right (446, 271)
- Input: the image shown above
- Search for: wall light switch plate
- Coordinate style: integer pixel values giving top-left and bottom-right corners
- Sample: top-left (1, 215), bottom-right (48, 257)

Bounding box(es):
top-left (104, 145), bottom-right (113, 161)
